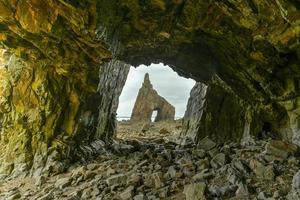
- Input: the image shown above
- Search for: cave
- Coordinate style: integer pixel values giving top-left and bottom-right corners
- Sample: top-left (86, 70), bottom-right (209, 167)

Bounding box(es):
top-left (0, 0), bottom-right (300, 199)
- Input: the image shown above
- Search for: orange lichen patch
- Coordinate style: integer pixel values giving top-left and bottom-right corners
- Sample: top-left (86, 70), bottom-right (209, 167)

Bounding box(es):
top-left (15, 0), bottom-right (58, 33)
top-left (0, 33), bottom-right (7, 41)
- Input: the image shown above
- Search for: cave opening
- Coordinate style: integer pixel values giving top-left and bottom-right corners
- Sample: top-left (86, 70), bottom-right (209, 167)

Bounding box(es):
top-left (116, 63), bottom-right (196, 139)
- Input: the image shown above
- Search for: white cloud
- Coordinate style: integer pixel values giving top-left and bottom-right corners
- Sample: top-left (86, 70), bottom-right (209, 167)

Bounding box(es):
top-left (117, 63), bottom-right (196, 119)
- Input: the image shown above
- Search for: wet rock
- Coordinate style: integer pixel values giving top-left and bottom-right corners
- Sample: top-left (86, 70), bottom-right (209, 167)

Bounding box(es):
top-left (197, 137), bottom-right (216, 151)
top-left (265, 140), bottom-right (298, 159)
top-left (184, 182), bottom-right (206, 200)
top-left (106, 174), bottom-right (127, 186)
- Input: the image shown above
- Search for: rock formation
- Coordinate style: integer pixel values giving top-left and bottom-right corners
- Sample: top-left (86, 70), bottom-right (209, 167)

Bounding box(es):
top-left (0, 0), bottom-right (299, 177)
top-left (0, 49), bottom-right (129, 177)
top-left (131, 73), bottom-right (175, 122)
top-left (181, 82), bottom-right (207, 138)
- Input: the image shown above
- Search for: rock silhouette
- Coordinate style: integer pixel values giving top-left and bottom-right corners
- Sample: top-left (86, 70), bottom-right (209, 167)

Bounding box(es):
top-left (131, 73), bottom-right (175, 123)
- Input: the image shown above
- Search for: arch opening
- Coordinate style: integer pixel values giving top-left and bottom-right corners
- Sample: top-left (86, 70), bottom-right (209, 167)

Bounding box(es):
top-left (151, 110), bottom-right (158, 122)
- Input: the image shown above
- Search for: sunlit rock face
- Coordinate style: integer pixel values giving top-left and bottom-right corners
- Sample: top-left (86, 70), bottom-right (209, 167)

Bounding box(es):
top-left (131, 73), bottom-right (175, 123)
top-left (0, 0), bottom-right (299, 176)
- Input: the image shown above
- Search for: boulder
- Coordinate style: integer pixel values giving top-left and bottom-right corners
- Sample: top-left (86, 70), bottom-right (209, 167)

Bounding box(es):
top-left (106, 174), bottom-right (127, 186)
top-left (210, 153), bottom-right (227, 169)
top-left (120, 186), bottom-right (135, 200)
top-left (265, 140), bottom-right (298, 159)
top-left (197, 137), bottom-right (216, 151)
top-left (184, 182), bottom-right (206, 200)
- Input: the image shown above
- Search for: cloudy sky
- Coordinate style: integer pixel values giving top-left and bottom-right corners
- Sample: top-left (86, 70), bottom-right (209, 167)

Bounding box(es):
top-left (117, 63), bottom-right (196, 119)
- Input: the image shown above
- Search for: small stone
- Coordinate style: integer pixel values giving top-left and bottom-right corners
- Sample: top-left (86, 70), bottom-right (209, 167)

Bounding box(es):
top-left (158, 186), bottom-right (169, 198)
top-left (257, 191), bottom-right (267, 200)
top-left (144, 172), bottom-right (164, 189)
top-left (249, 159), bottom-right (274, 180)
top-left (184, 182), bottom-right (206, 200)
top-left (210, 153), bottom-right (226, 168)
top-left (128, 173), bottom-right (142, 186)
top-left (265, 140), bottom-right (298, 159)
top-left (196, 158), bottom-right (210, 171)
top-left (54, 177), bottom-right (71, 189)
top-left (134, 194), bottom-right (146, 200)
top-left (141, 123), bottom-right (151, 133)
top-left (197, 137), bottom-right (216, 151)
top-left (292, 170), bottom-right (300, 190)
top-left (192, 169), bottom-right (213, 181)
top-left (165, 166), bottom-right (176, 179)
top-left (86, 163), bottom-right (98, 171)
top-left (36, 191), bottom-right (54, 200)
top-left (159, 128), bottom-right (170, 134)
top-left (235, 183), bottom-right (248, 197)
top-left (192, 149), bottom-right (206, 159)
top-left (66, 190), bottom-right (82, 200)
top-left (106, 174), bottom-right (127, 186)
top-left (5, 188), bottom-right (21, 200)
top-left (208, 185), bottom-right (237, 197)
top-left (208, 147), bottom-right (219, 158)
top-left (120, 186), bottom-right (134, 200)
top-left (106, 167), bottom-right (116, 176)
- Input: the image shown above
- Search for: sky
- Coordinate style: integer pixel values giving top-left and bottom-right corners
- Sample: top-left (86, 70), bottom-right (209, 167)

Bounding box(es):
top-left (117, 63), bottom-right (196, 119)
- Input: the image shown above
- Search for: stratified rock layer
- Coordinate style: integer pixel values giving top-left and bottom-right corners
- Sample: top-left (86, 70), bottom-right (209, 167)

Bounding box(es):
top-left (182, 82), bottom-right (207, 138)
top-left (131, 73), bottom-right (175, 123)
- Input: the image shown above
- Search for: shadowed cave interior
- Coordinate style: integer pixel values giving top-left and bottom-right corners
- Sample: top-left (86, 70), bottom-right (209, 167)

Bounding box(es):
top-left (0, 0), bottom-right (299, 199)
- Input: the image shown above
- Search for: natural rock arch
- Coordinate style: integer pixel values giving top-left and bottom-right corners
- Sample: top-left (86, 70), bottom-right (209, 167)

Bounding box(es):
top-left (130, 73), bottom-right (175, 123)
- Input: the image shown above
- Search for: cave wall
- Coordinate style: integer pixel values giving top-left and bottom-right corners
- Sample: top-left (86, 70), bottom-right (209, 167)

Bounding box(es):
top-left (0, 49), bottom-right (129, 177)
top-left (183, 77), bottom-right (291, 143)
top-left (181, 82), bottom-right (207, 138)
top-left (0, 0), bottom-right (299, 176)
